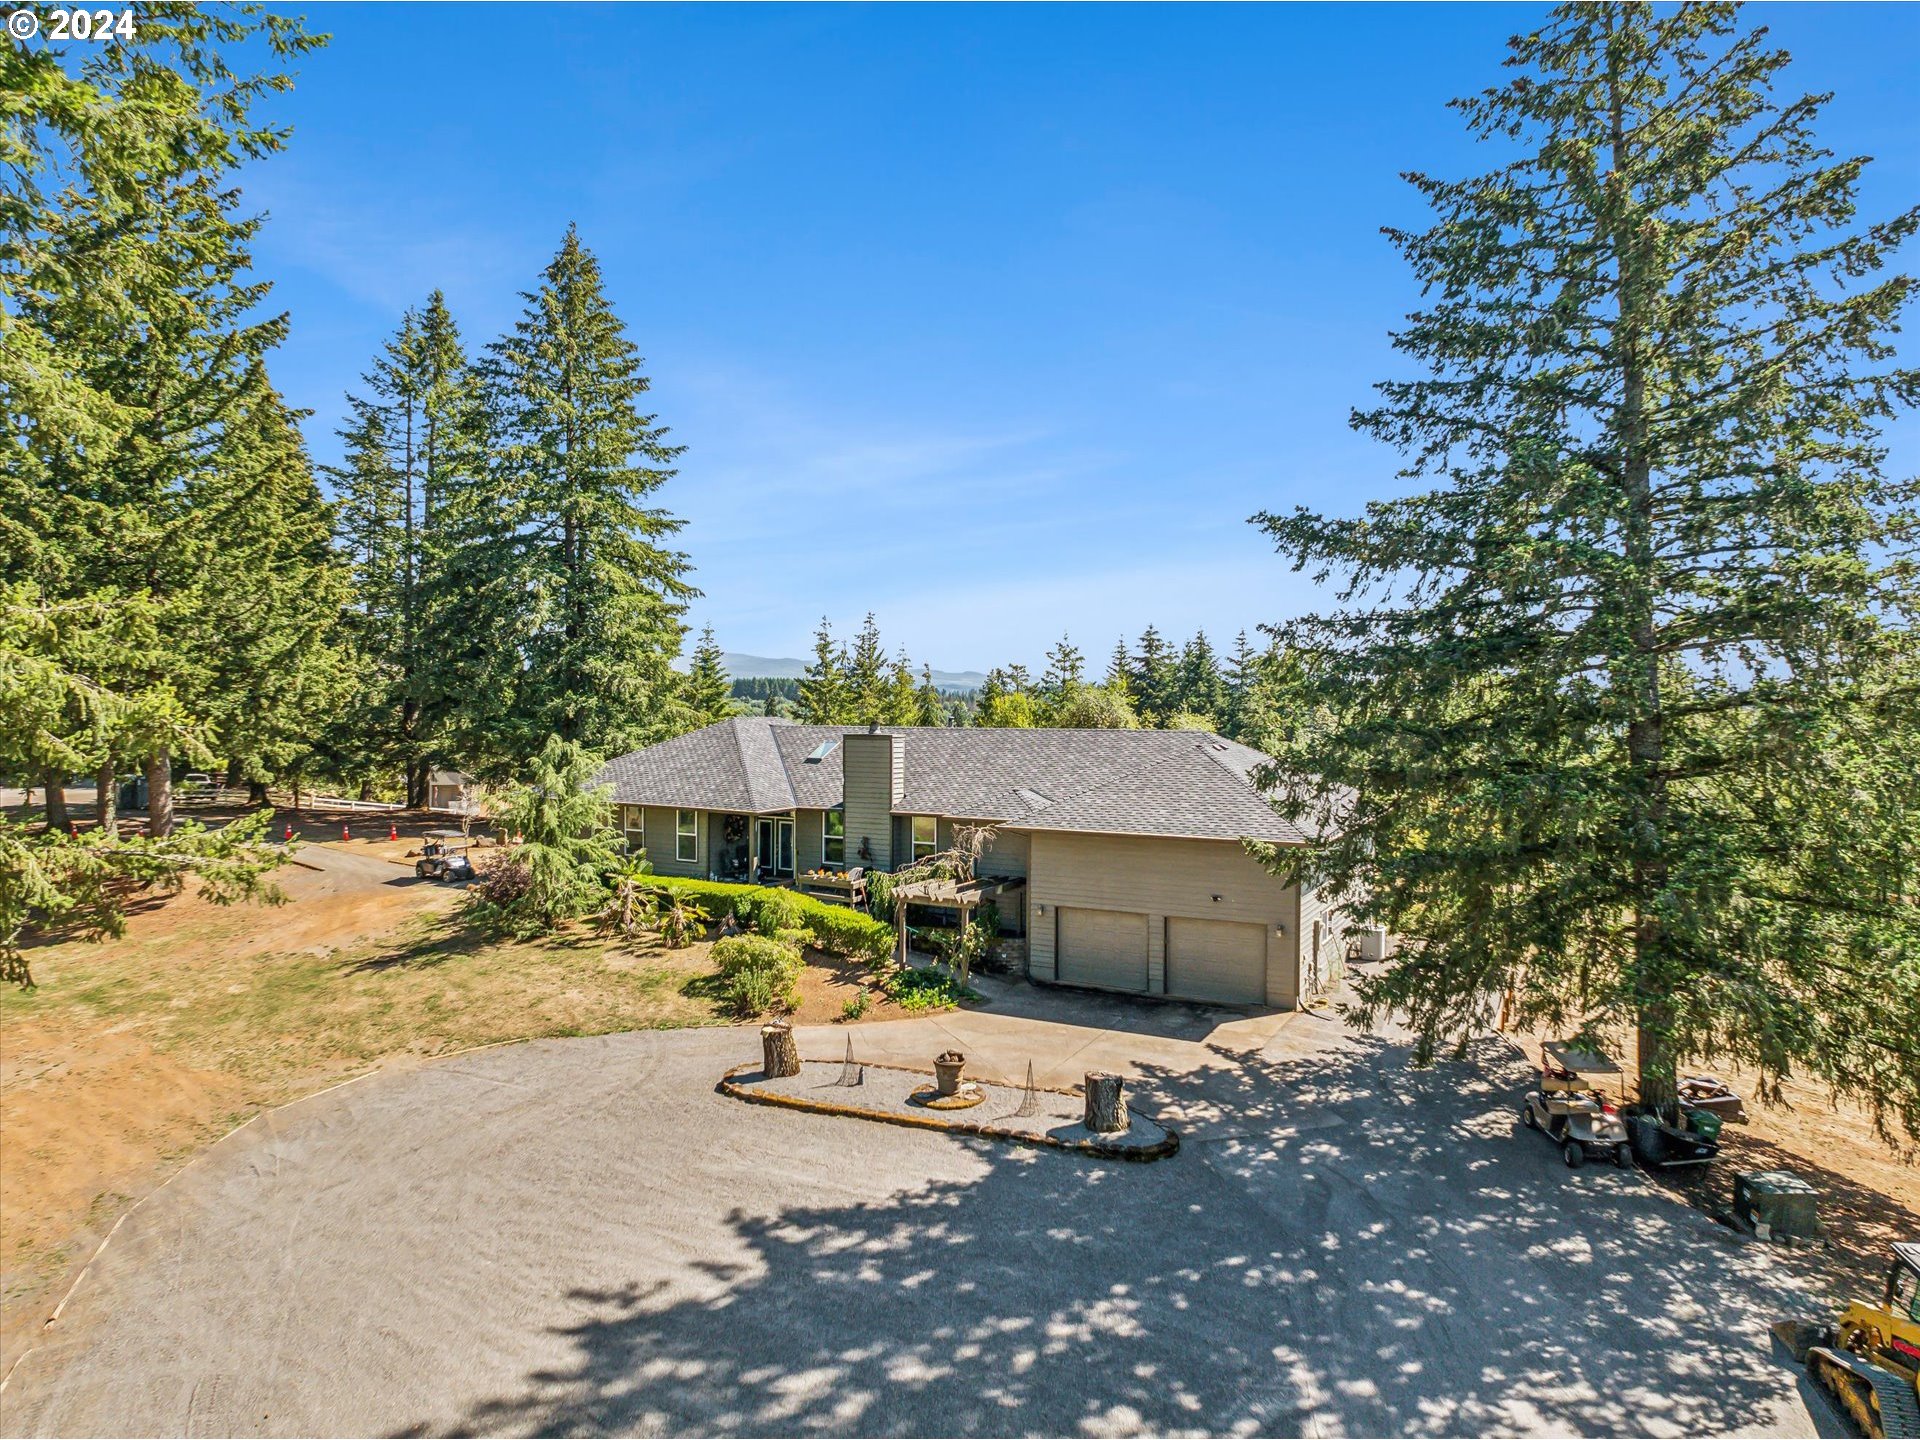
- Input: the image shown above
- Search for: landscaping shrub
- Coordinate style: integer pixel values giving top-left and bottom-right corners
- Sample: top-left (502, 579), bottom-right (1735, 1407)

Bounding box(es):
top-left (865, 869), bottom-right (897, 925)
top-left (726, 967), bottom-right (780, 1018)
top-left (884, 965), bottom-right (978, 1014)
top-left (654, 893), bottom-right (709, 949)
top-left (711, 933), bottom-right (802, 1016)
top-left (841, 989), bottom-right (870, 1021)
top-left (712, 934), bottom-right (801, 978)
top-left (750, 889), bottom-right (806, 937)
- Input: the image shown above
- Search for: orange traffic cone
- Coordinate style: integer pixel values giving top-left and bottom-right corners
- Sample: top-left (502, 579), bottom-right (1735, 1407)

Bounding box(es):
top-left (388, 822), bottom-right (399, 842)
top-left (342, 824), bottom-right (351, 842)
top-left (285, 824), bottom-right (294, 842)
top-left (69, 820), bottom-right (79, 838)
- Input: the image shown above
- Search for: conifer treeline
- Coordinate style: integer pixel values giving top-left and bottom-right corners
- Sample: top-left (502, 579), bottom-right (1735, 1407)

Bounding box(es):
top-left (780, 615), bottom-right (1286, 742)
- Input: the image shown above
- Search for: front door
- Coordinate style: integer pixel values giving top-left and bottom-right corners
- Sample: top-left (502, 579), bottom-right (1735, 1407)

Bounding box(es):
top-left (755, 817), bottom-right (795, 877)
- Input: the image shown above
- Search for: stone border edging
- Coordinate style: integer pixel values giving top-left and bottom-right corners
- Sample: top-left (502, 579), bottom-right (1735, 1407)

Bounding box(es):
top-left (718, 1061), bottom-right (1180, 1162)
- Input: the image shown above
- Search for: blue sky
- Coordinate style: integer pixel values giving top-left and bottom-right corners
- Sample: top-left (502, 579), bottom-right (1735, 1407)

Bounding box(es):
top-left (252, 3), bottom-right (1920, 672)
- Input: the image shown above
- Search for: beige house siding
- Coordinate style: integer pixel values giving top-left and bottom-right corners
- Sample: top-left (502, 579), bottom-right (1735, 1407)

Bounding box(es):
top-left (1025, 831), bottom-right (1299, 1007)
top-left (641, 804), bottom-right (706, 878)
top-left (976, 827), bottom-right (1029, 880)
top-left (842, 733), bottom-right (904, 872)
top-left (1297, 880), bottom-right (1343, 994)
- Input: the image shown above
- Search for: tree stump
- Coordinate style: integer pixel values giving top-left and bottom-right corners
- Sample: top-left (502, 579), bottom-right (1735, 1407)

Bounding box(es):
top-left (1084, 1072), bottom-right (1129, 1134)
top-left (761, 1021), bottom-right (800, 1079)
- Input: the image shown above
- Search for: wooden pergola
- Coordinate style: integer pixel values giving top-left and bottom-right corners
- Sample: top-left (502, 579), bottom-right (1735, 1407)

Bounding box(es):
top-left (890, 875), bottom-right (1023, 966)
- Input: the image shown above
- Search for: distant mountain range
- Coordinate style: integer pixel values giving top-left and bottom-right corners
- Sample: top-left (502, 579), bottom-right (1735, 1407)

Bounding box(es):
top-left (722, 652), bottom-right (989, 693)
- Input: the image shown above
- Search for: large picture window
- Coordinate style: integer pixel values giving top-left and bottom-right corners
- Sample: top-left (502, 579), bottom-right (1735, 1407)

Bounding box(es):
top-left (912, 814), bottom-right (937, 862)
top-left (675, 809), bottom-right (697, 864)
top-left (823, 809), bottom-right (846, 866)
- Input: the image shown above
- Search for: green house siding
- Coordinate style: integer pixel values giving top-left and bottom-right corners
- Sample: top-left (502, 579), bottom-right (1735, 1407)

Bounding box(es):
top-left (642, 805), bottom-right (706, 878)
top-left (795, 808), bottom-right (825, 873)
top-left (842, 732), bottom-right (903, 871)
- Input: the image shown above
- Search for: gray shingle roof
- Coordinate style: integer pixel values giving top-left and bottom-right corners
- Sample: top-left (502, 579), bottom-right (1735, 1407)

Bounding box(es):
top-left (592, 719), bottom-right (1311, 844)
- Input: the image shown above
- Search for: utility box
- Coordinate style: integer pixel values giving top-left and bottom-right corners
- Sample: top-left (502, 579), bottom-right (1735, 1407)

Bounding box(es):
top-left (1734, 1169), bottom-right (1820, 1241)
top-left (1357, 927), bottom-right (1395, 962)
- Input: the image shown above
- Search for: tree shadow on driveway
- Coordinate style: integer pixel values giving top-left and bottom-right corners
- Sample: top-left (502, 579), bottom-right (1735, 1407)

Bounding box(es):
top-left (436, 1030), bottom-right (1826, 1438)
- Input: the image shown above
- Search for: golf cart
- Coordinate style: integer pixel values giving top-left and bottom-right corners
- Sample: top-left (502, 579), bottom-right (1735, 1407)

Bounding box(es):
top-left (415, 830), bottom-right (475, 882)
top-left (1522, 1042), bottom-right (1633, 1169)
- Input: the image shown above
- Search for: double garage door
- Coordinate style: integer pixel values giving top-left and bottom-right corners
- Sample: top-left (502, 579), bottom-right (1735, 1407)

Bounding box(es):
top-left (1055, 907), bottom-right (1266, 1006)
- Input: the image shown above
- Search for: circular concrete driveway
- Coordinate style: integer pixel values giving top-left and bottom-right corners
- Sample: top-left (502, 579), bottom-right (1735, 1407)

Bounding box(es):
top-left (0, 1020), bottom-right (1825, 1437)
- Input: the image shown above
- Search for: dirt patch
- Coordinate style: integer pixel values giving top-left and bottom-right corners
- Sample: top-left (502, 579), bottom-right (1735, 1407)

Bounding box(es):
top-left (1643, 1065), bottom-right (1920, 1302)
top-left (789, 949), bottom-right (920, 1025)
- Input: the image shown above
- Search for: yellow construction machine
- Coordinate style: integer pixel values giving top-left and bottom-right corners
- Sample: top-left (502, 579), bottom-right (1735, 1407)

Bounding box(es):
top-left (1777, 1241), bottom-right (1920, 1438)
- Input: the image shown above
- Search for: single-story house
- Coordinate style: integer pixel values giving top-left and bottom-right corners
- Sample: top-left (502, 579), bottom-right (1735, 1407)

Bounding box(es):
top-left (594, 718), bottom-right (1347, 1009)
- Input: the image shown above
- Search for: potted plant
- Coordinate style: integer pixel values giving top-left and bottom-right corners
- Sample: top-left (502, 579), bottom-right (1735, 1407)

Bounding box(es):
top-left (934, 1050), bottom-right (966, 1096)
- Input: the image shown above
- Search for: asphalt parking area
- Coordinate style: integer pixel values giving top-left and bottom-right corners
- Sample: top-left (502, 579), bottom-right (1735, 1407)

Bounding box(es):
top-left (0, 1007), bottom-right (1831, 1437)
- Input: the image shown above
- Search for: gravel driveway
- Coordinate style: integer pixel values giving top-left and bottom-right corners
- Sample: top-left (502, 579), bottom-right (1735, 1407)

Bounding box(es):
top-left (0, 1005), bottom-right (1830, 1437)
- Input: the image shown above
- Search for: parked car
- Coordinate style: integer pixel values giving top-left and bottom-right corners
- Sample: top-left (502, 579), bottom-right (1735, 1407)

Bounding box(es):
top-left (180, 772), bottom-right (213, 791)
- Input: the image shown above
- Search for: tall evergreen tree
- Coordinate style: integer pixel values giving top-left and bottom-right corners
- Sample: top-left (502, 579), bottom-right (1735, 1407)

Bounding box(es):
top-left (796, 617), bottom-right (849, 724)
top-left (1103, 638), bottom-right (1134, 699)
top-left (915, 664), bottom-right (947, 727)
top-left (1132, 626), bottom-right (1178, 726)
top-left (481, 227), bottom-right (695, 764)
top-left (194, 384), bottom-right (353, 801)
top-left (886, 651), bottom-right (919, 725)
top-left (1221, 630), bottom-right (1261, 740)
top-left (1040, 635), bottom-right (1086, 701)
top-left (845, 613), bottom-right (890, 723)
top-left (683, 625), bottom-right (733, 726)
top-left (1253, 4), bottom-right (1920, 1128)
top-left (3, 7), bottom-right (326, 833)
top-left (1177, 631), bottom-right (1228, 725)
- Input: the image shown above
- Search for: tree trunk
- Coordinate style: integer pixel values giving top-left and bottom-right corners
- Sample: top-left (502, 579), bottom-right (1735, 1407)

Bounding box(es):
top-left (1083, 1072), bottom-right (1129, 1134)
top-left (760, 1021), bottom-right (800, 1079)
top-left (42, 771), bottom-right (69, 832)
top-left (145, 750), bottom-right (173, 838)
top-left (407, 758), bottom-right (429, 810)
top-left (95, 764), bottom-right (117, 838)
top-left (1606, 25), bottom-right (1675, 1120)
top-left (248, 780), bottom-right (268, 806)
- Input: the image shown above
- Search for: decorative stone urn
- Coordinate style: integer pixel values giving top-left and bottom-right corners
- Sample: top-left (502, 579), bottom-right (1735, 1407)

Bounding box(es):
top-left (934, 1050), bottom-right (967, 1097)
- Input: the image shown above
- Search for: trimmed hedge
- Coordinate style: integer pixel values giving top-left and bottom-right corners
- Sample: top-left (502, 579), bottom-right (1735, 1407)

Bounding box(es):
top-left (652, 878), bottom-right (895, 964)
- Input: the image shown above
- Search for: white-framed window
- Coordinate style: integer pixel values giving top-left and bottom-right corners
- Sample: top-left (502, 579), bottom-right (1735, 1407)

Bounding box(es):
top-left (624, 806), bottom-right (645, 853)
top-left (823, 809), bottom-right (846, 866)
top-left (675, 809), bottom-right (698, 864)
top-left (911, 814), bottom-right (937, 861)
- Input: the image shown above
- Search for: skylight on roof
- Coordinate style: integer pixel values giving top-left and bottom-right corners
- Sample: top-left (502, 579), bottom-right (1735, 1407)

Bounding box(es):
top-left (805, 740), bottom-right (839, 762)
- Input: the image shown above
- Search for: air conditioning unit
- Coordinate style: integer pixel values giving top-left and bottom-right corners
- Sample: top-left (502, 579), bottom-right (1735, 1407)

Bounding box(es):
top-left (1357, 927), bottom-right (1394, 962)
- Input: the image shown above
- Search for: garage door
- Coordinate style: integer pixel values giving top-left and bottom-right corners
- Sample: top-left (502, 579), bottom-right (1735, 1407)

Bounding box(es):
top-left (1166, 917), bottom-right (1266, 1005)
top-left (1056, 907), bottom-right (1148, 993)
